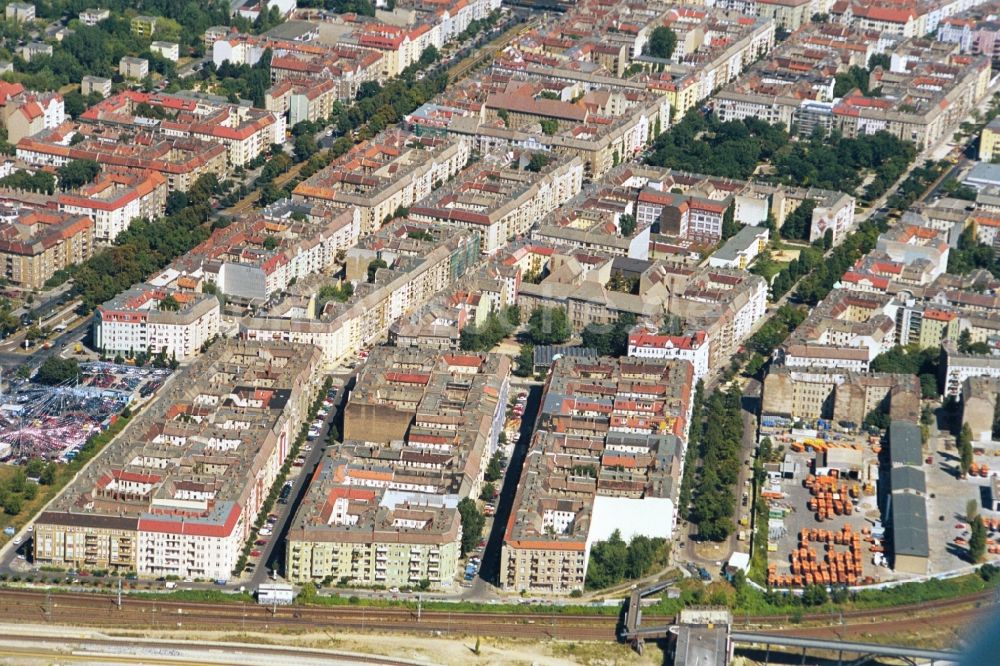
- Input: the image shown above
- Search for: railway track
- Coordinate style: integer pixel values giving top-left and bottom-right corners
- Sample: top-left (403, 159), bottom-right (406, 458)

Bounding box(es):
top-left (0, 589), bottom-right (619, 641)
top-left (0, 586), bottom-right (996, 641)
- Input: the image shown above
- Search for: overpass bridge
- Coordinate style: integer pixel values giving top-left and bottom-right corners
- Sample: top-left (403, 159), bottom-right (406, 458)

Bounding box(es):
top-left (620, 582), bottom-right (961, 664)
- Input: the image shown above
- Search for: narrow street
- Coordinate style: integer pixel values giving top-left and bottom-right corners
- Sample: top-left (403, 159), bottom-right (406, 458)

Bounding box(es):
top-left (472, 380), bottom-right (543, 599)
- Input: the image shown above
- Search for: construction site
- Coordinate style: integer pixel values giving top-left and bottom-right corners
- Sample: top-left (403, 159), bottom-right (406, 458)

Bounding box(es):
top-left (0, 363), bottom-right (170, 463)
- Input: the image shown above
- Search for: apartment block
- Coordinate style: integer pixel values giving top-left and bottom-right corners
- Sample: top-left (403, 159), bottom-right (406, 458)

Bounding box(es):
top-left (409, 151), bottom-right (584, 254)
top-left (294, 130), bottom-right (470, 235)
top-left (57, 170), bottom-right (168, 241)
top-left (80, 91), bottom-right (285, 168)
top-left (777, 290), bottom-right (899, 372)
top-left (627, 325), bottom-right (711, 380)
top-left (266, 77), bottom-right (338, 127)
top-left (532, 181), bottom-right (651, 259)
top-left (163, 202), bottom-right (360, 302)
top-left (0, 81), bottom-right (65, 144)
top-left (131, 15), bottom-right (158, 38)
top-left (761, 366), bottom-right (921, 425)
top-left (434, 75), bottom-right (670, 179)
top-left (79, 8), bottom-right (111, 26)
top-left (512, 247), bottom-right (766, 373)
top-left (5, 2), bottom-right (35, 22)
top-left (119, 57), bottom-right (149, 80)
top-left (150, 41), bottom-right (180, 62)
top-left (501, 356), bottom-right (693, 593)
top-left (388, 263), bottom-right (520, 350)
top-left (493, 2), bottom-right (775, 117)
top-left (286, 348), bottom-right (509, 588)
top-left (718, 34), bottom-right (991, 150)
top-left (626, 167), bottom-right (855, 247)
top-left (874, 224), bottom-right (951, 283)
top-left (81, 75), bottom-right (113, 98)
top-left (241, 220), bottom-right (480, 368)
top-left (961, 375), bottom-right (1000, 441)
top-left (93, 284), bottom-right (220, 360)
top-left (18, 124), bottom-right (228, 193)
top-left (0, 210), bottom-right (94, 289)
top-left (981, 116), bottom-right (1000, 161)
top-left (34, 340), bottom-right (323, 579)
top-left (19, 42), bottom-right (52, 62)
top-left (313, 13), bottom-right (443, 79)
top-left (391, 0), bottom-right (502, 43)
top-left (941, 339), bottom-right (1000, 397)
top-left (270, 41), bottom-right (384, 99)
top-left (708, 225), bottom-right (769, 270)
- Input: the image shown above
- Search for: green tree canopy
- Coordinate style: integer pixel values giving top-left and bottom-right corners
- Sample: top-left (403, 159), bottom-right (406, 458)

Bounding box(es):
top-left (367, 259), bottom-right (388, 283)
top-left (645, 26), bottom-right (677, 59)
top-left (457, 497), bottom-right (484, 555)
top-left (35, 356), bottom-right (80, 386)
top-left (970, 515), bottom-right (988, 563)
top-left (527, 307), bottom-right (571, 346)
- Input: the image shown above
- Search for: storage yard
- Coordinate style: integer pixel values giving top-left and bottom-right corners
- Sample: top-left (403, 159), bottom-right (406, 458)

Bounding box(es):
top-left (760, 412), bottom-right (1000, 586)
top-left (762, 440), bottom-right (880, 588)
top-left (0, 363), bottom-right (170, 463)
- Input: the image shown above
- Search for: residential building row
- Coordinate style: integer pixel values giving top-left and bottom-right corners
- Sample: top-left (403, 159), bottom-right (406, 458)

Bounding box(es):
top-left (93, 284), bottom-right (221, 361)
top-left (286, 347), bottom-right (510, 589)
top-left (408, 72), bottom-right (671, 179)
top-left (212, 0), bottom-right (500, 87)
top-left (56, 169), bottom-right (168, 241)
top-left (493, 2), bottom-right (776, 117)
top-left (501, 355), bottom-right (694, 593)
top-left (408, 150), bottom-right (585, 255)
top-left (505, 242), bottom-right (767, 373)
top-left (761, 365), bottom-right (921, 425)
top-left (714, 30), bottom-right (992, 150)
top-left (0, 166), bottom-right (168, 245)
top-left (33, 340), bottom-right (323, 580)
top-left (158, 201), bottom-right (360, 303)
top-left (776, 289), bottom-right (899, 373)
top-left (17, 123), bottom-right (228, 193)
top-left (293, 130), bottom-right (470, 236)
top-left (387, 261), bottom-right (520, 350)
top-left (240, 219), bottom-right (481, 368)
top-left (78, 91), bottom-right (285, 168)
top-left (621, 166), bottom-right (856, 247)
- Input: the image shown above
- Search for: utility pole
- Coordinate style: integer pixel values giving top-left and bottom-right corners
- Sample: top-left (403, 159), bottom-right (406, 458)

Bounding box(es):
top-left (417, 594), bottom-right (421, 622)
top-left (116, 577), bottom-right (122, 609)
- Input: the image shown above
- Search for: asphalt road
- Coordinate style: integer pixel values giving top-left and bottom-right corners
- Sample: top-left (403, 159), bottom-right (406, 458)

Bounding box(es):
top-left (0, 315), bottom-right (91, 377)
top-left (473, 380), bottom-right (542, 597)
top-left (249, 373), bottom-right (355, 588)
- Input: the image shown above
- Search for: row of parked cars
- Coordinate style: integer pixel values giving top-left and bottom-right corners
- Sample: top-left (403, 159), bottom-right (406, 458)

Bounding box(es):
top-left (461, 555), bottom-right (482, 587)
top-left (307, 389), bottom-right (338, 441)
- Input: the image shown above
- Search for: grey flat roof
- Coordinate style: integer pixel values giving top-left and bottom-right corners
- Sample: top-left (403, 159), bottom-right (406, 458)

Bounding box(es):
top-left (889, 420), bottom-right (923, 467)
top-left (533, 345), bottom-right (598, 368)
top-left (891, 491), bottom-right (929, 558)
top-left (673, 625), bottom-right (729, 666)
top-left (264, 20), bottom-right (316, 40)
top-left (966, 162), bottom-right (1000, 186)
top-left (890, 465), bottom-right (926, 494)
top-left (712, 225), bottom-right (764, 262)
